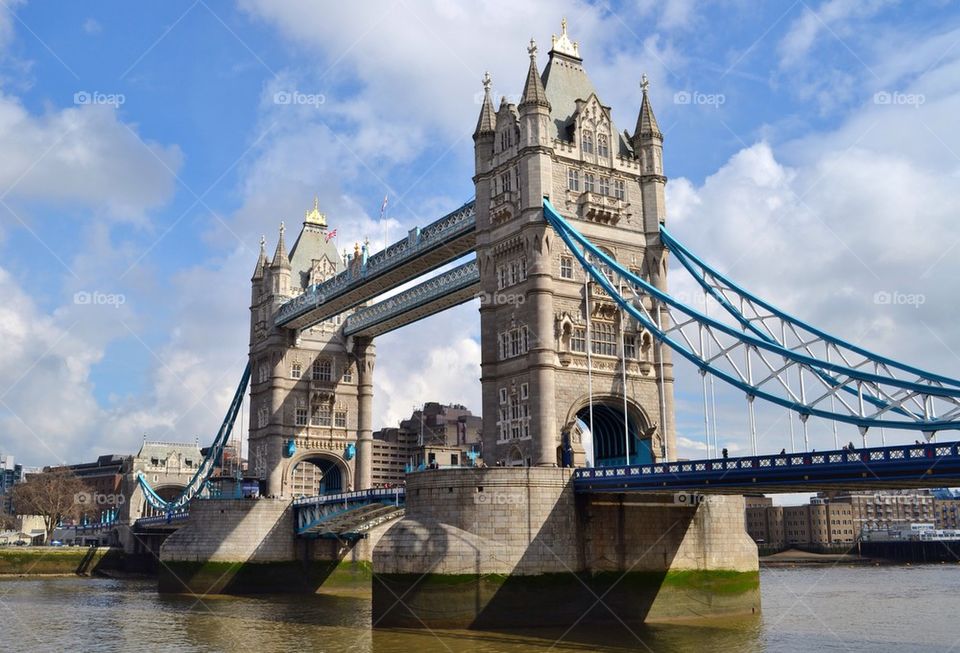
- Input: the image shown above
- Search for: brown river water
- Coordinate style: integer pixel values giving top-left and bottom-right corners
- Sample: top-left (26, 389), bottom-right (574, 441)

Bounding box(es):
top-left (1, 565), bottom-right (958, 651)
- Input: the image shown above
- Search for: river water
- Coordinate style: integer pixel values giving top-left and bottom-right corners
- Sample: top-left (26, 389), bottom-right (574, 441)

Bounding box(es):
top-left (1, 566), bottom-right (957, 652)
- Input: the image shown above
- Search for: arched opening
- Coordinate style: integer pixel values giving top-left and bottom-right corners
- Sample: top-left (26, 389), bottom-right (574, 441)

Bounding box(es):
top-left (288, 457), bottom-right (344, 497)
top-left (576, 403), bottom-right (653, 467)
top-left (139, 484), bottom-right (186, 519)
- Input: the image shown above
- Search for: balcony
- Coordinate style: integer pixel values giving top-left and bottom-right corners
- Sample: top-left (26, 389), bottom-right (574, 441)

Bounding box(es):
top-left (577, 191), bottom-right (627, 225)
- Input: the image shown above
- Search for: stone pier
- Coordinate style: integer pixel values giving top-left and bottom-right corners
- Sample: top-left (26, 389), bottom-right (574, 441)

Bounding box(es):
top-left (158, 498), bottom-right (390, 595)
top-left (372, 468), bottom-right (759, 628)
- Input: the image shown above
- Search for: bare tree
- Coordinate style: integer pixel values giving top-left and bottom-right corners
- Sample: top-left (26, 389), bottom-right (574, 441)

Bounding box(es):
top-left (10, 469), bottom-right (89, 543)
top-left (0, 505), bottom-right (15, 531)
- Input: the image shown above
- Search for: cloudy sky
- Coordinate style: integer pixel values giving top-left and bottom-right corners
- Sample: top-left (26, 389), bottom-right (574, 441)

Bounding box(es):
top-left (0, 1), bottom-right (959, 475)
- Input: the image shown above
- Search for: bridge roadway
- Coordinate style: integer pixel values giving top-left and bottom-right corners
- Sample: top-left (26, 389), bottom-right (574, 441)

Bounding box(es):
top-left (276, 200), bottom-right (476, 331)
top-left (575, 440), bottom-right (960, 494)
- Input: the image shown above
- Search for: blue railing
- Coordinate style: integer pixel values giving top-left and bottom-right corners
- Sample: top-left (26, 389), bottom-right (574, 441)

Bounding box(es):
top-left (133, 510), bottom-right (190, 528)
top-left (292, 487), bottom-right (405, 508)
top-left (574, 441), bottom-right (960, 492)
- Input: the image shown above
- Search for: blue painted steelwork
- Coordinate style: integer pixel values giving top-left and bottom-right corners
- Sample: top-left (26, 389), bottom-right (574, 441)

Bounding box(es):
top-left (293, 488), bottom-right (405, 537)
top-left (276, 201), bottom-right (476, 328)
top-left (575, 441), bottom-right (960, 493)
top-left (137, 363), bottom-right (251, 513)
top-left (542, 199), bottom-right (960, 432)
top-left (134, 510), bottom-right (190, 529)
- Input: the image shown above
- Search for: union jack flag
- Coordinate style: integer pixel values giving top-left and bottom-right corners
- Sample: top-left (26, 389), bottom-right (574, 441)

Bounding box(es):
top-left (325, 229), bottom-right (337, 242)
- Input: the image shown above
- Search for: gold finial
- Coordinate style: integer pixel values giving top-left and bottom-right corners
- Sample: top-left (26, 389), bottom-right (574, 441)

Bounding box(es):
top-left (551, 17), bottom-right (580, 58)
top-left (641, 73), bottom-right (649, 93)
top-left (304, 195), bottom-right (327, 227)
top-left (353, 242), bottom-right (361, 257)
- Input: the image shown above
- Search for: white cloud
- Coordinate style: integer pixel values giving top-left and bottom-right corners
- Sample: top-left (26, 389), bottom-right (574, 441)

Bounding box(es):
top-left (0, 95), bottom-right (181, 221)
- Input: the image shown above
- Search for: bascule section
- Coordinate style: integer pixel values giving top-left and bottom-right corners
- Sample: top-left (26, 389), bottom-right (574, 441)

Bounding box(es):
top-left (473, 22), bottom-right (674, 470)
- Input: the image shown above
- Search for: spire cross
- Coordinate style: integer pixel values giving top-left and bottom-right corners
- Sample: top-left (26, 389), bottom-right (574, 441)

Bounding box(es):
top-left (279, 221), bottom-right (285, 236)
top-left (482, 71), bottom-right (491, 92)
top-left (641, 73), bottom-right (650, 93)
top-left (528, 38), bottom-right (537, 60)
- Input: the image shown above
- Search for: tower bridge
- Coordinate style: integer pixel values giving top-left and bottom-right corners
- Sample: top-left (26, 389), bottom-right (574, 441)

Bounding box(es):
top-left (143, 21), bottom-right (960, 629)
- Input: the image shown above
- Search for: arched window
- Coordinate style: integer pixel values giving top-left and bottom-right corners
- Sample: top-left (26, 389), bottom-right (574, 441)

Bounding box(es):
top-left (582, 130), bottom-right (594, 154)
top-left (312, 359), bottom-right (332, 382)
top-left (597, 134), bottom-right (609, 157)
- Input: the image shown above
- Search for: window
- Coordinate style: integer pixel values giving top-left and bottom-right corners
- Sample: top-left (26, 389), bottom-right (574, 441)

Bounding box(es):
top-left (291, 362), bottom-right (302, 379)
top-left (497, 389), bottom-right (531, 442)
top-left (498, 325), bottom-right (530, 359)
top-left (567, 168), bottom-right (579, 191)
top-left (500, 171), bottom-right (511, 193)
top-left (514, 166), bottom-right (520, 192)
top-left (591, 322), bottom-right (617, 356)
top-left (296, 407), bottom-right (308, 426)
top-left (597, 134), bottom-right (609, 157)
top-left (560, 256), bottom-right (573, 279)
top-left (584, 173), bottom-right (595, 193)
top-left (624, 334), bottom-right (637, 359)
top-left (312, 359), bottom-right (332, 382)
top-left (311, 404), bottom-right (331, 427)
top-left (499, 388), bottom-right (508, 404)
top-left (258, 363), bottom-right (269, 384)
top-left (571, 327), bottom-right (586, 353)
top-left (520, 383), bottom-right (529, 400)
top-left (496, 257), bottom-right (527, 289)
top-left (599, 176), bottom-right (610, 196)
top-left (257, 405), bottom-right (268, 428)
top-left (342, 366), bottom-right (353, 383)
top-left (334, 411), bottom-right (347, 428)
top-left (582, 130), bottom-right (594, 154)
top-left (614, 179), bottom-right (625, 200)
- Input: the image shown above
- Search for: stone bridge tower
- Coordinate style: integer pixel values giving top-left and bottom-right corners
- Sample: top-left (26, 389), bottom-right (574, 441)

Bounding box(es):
top-left (248, 200), bottom-right (374, 496)
top-left (474, 21), bottom-right (675, 468)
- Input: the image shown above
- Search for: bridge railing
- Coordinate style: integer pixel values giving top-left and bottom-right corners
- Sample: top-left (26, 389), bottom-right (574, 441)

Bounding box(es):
top-left (276, 201), bottom-right (476, 326)
top-left (292, 487), bottom-right (405, 508)
top-left (134, 510), bottom-right (190, 528)
top-left (574, 442), bottom-right (959, 483)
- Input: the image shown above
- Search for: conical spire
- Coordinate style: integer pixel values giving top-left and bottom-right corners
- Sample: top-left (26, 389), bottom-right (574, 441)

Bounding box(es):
top-left (270, 221), bottom-right (290, 269)
top-left (520, 39), bottom-right (550, 110)
top-left (252, 235), bottom-right (267, 280)
top-left (473, 71), bottom-right (497, 139)
top-left (634, 74), bottom-right (662, 140)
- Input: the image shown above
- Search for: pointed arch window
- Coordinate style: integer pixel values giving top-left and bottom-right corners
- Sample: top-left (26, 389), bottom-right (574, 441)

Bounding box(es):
top-left (312, 359), bottom-right (332, 382)
top-left (597, 134), bottom-right (609, 157)
top-left (582, 130), bottom-right (594, 154)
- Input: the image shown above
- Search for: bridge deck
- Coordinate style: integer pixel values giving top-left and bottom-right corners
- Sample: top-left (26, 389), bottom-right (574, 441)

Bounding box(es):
top-left (574, 441), bottom-right (960, 494)
top-left (276, 201), bottom-right (476, 331)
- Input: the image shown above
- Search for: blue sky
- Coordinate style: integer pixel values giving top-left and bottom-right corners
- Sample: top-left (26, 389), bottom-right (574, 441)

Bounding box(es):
top-left (2, 0), bottom-right (960, 482)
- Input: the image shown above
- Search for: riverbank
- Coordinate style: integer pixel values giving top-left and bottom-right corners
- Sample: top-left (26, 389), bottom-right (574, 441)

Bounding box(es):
top-left (0, 546), bottom-right (150, 576)
top-left (760, 548), bottom-right (879, 567)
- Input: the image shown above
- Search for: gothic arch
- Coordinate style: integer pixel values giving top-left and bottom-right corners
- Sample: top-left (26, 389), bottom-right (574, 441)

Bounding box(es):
top-left (564, 393), bottom-right (657, 466)
top-left (283, 450), bottom-right (352, 496)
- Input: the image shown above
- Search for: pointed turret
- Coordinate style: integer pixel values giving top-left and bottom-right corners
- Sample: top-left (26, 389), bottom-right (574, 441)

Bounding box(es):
top-left (270, 221), bottom-right (291, 270)
top-left (519, 39), bottom-right (550, 110)
top-left (251, 235), bottom-right (267, 280)
top-left (473, 71), bottom-right (497, 140)
top-left (633, 74), bottom-right (662, 142)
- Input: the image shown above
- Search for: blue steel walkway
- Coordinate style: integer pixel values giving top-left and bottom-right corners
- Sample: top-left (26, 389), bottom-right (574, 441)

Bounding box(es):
top-left (574, 441), bottom-right (960, 494)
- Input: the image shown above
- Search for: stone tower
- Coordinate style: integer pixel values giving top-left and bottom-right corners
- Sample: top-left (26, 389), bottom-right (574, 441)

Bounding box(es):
top-left (248, 199), bottom-right (374, 496)
top-left (474, 21), bottom-right (675, 468)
